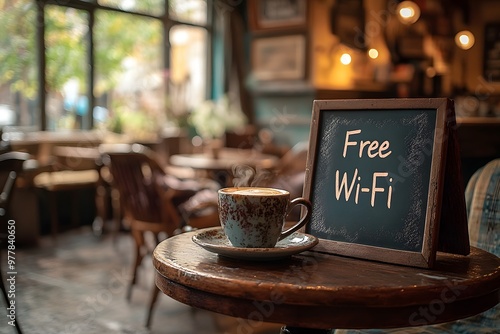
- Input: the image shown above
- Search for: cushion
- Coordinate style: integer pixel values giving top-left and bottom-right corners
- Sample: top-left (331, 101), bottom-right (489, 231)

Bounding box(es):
top-left (465, 159), bottom-right (500, 257)
top-left (33, 170), bottom-right (99, 190)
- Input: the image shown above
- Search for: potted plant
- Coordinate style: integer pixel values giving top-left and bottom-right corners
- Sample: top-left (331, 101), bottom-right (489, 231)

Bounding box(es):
top-left (189, 95), bottom-right (247, 158)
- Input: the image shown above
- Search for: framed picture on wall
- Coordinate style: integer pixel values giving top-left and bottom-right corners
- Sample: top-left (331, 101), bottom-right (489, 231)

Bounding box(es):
top-left (251, 34), bottom-right (306, 81)
top-left (248, 0), bottom-right (308, 32)
top-left (484, 23), bottom-right (500, 82)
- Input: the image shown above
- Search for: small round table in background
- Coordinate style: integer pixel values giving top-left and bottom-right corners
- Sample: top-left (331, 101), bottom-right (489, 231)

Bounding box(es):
top-left (169, 148), bottom-right (279, 186)
top-left (153, 230), bottom-right (500, 333)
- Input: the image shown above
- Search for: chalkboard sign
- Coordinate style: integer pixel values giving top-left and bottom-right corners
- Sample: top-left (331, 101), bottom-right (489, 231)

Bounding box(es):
top-left (303, 98), bottom-right (469, 268)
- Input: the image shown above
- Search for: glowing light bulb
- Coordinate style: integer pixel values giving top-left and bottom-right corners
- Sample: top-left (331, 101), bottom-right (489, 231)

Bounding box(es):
top-left (368, 48), bottom-right (379, 59)
top-left (399, 7), bottom-right (414, 19)
top-left (455, 30), bottom-right (475, 50)
top-left (340, 53), bottom-right (352, 65)
top-left (396, 1), bottom-right (420, 24)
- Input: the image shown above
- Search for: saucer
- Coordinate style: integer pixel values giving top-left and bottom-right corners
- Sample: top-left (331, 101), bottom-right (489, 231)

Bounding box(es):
top-left (192, 227), bottom-right (319, 261)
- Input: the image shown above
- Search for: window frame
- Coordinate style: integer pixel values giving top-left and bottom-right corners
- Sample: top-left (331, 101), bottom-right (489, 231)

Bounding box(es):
top-left (35, 0), bottom-right (214, 130)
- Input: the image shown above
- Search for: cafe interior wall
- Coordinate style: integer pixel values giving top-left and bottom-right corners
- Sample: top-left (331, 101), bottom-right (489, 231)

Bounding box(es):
top-left (452, 0), bottom-right (500, 96)
top-left (248, 0), bottom-right (500, 148)
top-left (249, 0), bottom-right (401, 147)
top-left (310, 0), bottom-right (392, 91)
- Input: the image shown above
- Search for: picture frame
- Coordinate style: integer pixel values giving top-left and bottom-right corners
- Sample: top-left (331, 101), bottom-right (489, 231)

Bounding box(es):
top-left (303, 98), bottom-right (469, 268)
top-left (251, 34), bottom-right (306, 81)
top-left (248, 0), bottom-right (307, 32)
top-left (483, 23), bottom-right (500, 82)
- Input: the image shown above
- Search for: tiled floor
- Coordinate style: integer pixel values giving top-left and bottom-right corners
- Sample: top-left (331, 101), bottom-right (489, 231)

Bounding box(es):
top-left (0, 226), bottom-right (283, 334)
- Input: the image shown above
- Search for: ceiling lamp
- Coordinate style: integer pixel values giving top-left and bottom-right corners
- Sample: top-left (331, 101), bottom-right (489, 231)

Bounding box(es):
top-left (455, 30), bottom-right (475, 50)
top-left (368, 48), bottom-right (379, 59)
top-left (397, 1), bottom-right (421, 25)
top-left (340, 53), bottom-right (352, 65)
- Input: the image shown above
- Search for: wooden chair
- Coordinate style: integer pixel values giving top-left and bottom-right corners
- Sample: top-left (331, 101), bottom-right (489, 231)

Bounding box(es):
top-left (225, 125), bottom-right (256, 149)
top-left (33, 146), bottom-right (100, 240)
top-left (101, 144), bottom-right (219, 328)
top-left (0, 152), bottom-right (30, 334)
top-left (261, 142), bottom-right (309, 221)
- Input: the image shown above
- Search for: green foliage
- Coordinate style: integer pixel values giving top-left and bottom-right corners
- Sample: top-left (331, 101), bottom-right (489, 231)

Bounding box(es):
top-left (0, 0), bottom-right (37, 98)
top-left (94, 11), bottom-right (162, 96)
top-left (0, 0), bottom-right (163, 99)
top-left (45, 6), bottom-right (88, 92)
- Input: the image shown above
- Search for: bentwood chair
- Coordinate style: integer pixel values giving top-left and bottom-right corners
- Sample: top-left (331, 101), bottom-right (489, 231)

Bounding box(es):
top-left (0, 152), bottom-right (30, 334)
top-left (101, 144), bottom-right (219, 328)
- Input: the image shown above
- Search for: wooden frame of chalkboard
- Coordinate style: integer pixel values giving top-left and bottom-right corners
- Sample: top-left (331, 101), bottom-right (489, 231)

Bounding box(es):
top-left (303, 98), bottom-right (469, 268)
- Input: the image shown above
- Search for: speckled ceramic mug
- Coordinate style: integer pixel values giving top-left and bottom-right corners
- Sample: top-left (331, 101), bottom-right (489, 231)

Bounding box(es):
top-left (218, 187), bottom-right (312, 248)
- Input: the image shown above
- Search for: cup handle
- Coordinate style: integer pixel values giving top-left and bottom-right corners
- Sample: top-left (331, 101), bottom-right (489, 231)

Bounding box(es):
top-left (279, 197), bottom-right (312, 240)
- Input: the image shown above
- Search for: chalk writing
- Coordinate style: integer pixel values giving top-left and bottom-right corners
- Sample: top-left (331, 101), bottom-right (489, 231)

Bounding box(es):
top-left (336, 130), bottom-right (393, 209)
top-left (342, 129), bottom-right (392, 158)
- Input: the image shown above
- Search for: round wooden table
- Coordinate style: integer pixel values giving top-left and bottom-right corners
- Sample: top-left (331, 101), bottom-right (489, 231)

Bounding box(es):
top-left (170, 148), bottom-right (279, 171)
top-left (153, 230), bottom-right (500, 333)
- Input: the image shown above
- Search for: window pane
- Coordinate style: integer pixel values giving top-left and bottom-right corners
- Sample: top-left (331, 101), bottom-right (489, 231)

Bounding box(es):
top-left (45, 6), bottom-right (89, 130)
top-left (169, 0), bottom-right (207, 25)
top-left (95, 11), bottom-right (165, 139)
top-left (99, 0), bottom-right (165, 16)
top-left (0, 0), bottom-right (39, 132)
top-left (169, 25), bottom-right (207, 121)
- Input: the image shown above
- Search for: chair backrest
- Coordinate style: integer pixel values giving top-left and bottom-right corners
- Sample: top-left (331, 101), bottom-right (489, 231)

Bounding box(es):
top-left (0, 152), bottom-right (30, 224)
top-left (0, 151), bottom-right (30, 171)
top-left (465, 159), bottom-right (500, 257)
top-left (52, 146), bottom-right (100, 171)
top-left (101, 144), bottom-right (179, 233)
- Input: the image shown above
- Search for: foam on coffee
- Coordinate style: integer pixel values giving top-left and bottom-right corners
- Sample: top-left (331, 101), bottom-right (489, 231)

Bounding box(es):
top-left (221, 187), bottom-right (287, 196)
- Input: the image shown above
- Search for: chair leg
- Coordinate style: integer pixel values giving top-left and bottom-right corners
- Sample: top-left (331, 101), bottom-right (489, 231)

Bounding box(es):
top-left (127, 230), bottom-right (144, 301)
top-left (145, 282), bottom-right (160, 328)
top-left (111, 188), bottom-right (122, 245)
top-left (70, 191), bottom-right (80, 229)
top-left (48, 191), bottom-right (59, 241)
top-left (93, 184), bottom-right (108, 237)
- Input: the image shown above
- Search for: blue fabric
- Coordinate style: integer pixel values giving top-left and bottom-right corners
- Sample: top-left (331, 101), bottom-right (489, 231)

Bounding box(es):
top-left (465, 159), bottom-right (500, 257)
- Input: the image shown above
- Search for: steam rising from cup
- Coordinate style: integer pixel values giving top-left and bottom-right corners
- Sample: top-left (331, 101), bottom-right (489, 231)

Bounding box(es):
top-left (232, 165), bottom-right (275, 187)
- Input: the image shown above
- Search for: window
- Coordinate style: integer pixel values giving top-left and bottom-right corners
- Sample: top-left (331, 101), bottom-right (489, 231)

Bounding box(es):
top-left (99, 0), bottom-right (165, 16)
top-left (0, 0), bottom-right (214, 134)
top-left (45, 6), bottom-right (89, 130)
top-left (169, 25), bottom-right (208, 120)
top-left (94, 11), bottom-right (164, 138)
top-left (169, 0), bottom-right (208, 25)
top-left (0, 0), bottom-right (38, 131)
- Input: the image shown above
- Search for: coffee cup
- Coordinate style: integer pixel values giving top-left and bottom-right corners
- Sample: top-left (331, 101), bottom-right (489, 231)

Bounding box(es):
top-left (218, 187), bottom-right (312, 248)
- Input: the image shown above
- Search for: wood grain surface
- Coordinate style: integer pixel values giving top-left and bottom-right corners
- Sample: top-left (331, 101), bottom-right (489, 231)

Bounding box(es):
top-left (153, 230), bottom-right (500, 330)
